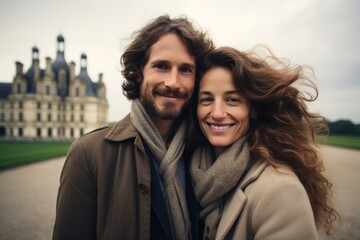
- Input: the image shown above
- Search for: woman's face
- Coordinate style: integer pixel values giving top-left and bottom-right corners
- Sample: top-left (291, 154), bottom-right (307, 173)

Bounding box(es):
top-left (197, 66), bottom-right (251, 155)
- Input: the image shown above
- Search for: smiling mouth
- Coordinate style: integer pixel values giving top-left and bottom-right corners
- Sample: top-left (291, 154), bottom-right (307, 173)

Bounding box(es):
top-left (209, 124), bottom-right (234, 130)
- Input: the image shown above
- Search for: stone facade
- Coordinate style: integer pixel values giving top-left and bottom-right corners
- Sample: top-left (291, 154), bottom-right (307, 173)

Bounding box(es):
top-left (0, 35), bottom-right (108, 139)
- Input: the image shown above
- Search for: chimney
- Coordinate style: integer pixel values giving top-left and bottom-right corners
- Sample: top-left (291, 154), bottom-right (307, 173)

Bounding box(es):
top-left (33, 58), bottom-right (40, 80)
top-left (98, 73), bottom-right (103, 83)
top-left (15, 61), bottom-right (24, 76)
top-left (45, 57), bottom-right (53, 77)
top-left (70, 61), bottom-right (76, 80)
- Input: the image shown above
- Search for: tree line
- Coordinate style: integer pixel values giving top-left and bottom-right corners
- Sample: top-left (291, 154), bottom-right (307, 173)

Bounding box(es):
top-left (327, 119), bottom-right (360, 136)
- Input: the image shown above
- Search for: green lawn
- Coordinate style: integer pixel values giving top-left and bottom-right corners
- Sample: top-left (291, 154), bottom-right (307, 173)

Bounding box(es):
top-left (0, 135), bottom-right (358, 169)
top-left (0, 141), bottom-right (72, 169)
top-left (316, 135), bottom-right (360, 150)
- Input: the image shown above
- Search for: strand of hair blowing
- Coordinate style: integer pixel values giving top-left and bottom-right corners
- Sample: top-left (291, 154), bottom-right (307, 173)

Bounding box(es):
top-left (239, 46), bottom-right (338, 234)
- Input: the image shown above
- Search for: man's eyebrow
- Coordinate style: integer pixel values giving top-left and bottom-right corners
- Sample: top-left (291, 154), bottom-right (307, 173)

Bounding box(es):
top-left (181, 63), bottom-right (196, 70)
top-left (150, 59), bottom-right (169, 65)
top-left (149, 59), bottom-right (195, 69)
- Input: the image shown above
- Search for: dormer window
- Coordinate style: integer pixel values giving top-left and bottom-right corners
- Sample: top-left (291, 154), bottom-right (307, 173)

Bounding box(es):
top-left (59, 71), bottom-right (66, 90)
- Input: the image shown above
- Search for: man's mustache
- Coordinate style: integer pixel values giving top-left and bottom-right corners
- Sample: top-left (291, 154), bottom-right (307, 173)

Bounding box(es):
top-left (153, 87), bottom-right (189, 98)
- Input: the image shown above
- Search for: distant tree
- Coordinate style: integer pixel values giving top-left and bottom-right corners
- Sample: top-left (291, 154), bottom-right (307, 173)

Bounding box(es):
top-left (328, 119), bottom-right (356, 135)
top-left (355, 124), bottom-right (360, 135)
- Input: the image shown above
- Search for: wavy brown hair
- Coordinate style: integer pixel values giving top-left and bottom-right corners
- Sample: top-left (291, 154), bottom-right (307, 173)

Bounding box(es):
top-left (121, 14), bottom-right (214, 100)
top-left (187, 46), bottom-right (337, 233)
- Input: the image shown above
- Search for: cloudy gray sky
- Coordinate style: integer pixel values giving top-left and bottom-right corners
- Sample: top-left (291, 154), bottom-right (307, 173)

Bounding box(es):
top-left (1, 0), bottom-right (359, 123)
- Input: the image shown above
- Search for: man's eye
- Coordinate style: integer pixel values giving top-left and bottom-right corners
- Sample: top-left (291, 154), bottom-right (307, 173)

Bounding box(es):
top-left (154, 63), bottom-right (168, 70)
top-left (180, 66), bottom-right (193, 73)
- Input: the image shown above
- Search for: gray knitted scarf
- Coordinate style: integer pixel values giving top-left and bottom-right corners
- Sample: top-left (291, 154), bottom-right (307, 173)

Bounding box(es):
top-left (130, 99), bottom-right (191, 240)
top-left (190, 135), bottom-right (250, 240)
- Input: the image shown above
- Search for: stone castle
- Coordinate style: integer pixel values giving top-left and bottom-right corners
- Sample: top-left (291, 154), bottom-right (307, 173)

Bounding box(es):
top-left (0, 35), bottom-right (108, 139)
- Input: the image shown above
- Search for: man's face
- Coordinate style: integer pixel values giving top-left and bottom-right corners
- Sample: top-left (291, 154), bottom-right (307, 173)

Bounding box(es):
top-left (140, 33), bottom-right (196, 121)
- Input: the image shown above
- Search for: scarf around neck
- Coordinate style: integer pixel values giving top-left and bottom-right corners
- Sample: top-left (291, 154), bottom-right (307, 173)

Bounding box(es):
top-left (190, 135), bottom-right (250, 240)
top-left (130, 99), bottom-right (191, 240)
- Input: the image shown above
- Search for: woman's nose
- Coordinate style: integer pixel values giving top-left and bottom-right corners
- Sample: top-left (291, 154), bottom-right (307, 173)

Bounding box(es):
top-left (211, 103), bottom-right (226, 119)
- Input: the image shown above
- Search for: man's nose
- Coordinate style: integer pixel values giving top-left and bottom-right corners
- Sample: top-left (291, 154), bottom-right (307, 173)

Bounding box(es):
top-left (164, 69), bottom-right (180, 89)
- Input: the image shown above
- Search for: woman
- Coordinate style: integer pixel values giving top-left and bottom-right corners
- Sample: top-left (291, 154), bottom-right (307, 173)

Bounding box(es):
top-left (187, 46), bottom-right (337, 239)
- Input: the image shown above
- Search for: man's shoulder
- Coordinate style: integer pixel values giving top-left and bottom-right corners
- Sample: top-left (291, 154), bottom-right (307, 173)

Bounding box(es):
top-left (79, 114), bottom-right (137, 143)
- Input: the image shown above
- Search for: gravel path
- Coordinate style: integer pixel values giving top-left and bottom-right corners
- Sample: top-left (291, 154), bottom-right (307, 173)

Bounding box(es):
top-left (0, 157), bottom-right (65, 240)
top-left (0, 146), bottom-right (359, 240)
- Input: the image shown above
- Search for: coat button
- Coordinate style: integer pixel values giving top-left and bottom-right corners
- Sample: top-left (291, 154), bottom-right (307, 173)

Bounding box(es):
top-left (139, 184), bottom-right (146, 193)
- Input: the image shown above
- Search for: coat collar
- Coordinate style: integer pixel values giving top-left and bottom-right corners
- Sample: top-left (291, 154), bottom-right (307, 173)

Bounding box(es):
top-left (216, 160), bottom-right (269, 240)
top-left (104, 114), bottom-right (138, 142)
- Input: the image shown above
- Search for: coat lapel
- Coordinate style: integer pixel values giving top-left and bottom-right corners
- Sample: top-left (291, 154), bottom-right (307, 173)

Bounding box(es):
top-left (215, 160), bottom-right (269, 240)
top-left (216, 187), bottom-right (247, 240)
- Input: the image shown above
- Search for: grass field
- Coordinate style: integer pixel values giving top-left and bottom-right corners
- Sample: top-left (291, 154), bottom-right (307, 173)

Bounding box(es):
top-left (316, 135), bottom-right (360, 150)
top-left (0, 141), bottom-right (72, 169)
top-left (0, 135), bottom-right (359, 169)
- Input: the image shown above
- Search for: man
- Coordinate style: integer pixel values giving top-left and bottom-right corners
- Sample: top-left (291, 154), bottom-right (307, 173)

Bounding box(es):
top-left (52, 15), bottom-right (213, 240)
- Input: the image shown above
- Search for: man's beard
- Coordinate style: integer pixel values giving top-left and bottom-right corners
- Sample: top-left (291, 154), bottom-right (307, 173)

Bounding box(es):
top-left (140, 88), bottom-right (190, 120)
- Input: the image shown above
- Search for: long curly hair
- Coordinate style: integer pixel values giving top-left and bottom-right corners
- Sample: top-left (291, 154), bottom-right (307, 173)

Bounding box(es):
top-left (121, 14), bottom-right (214, 100)
top-left (187, 46), bottom-right (338, 233)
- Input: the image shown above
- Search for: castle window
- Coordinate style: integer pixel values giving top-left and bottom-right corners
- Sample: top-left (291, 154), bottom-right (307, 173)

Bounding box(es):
top-left (71, 104), bottom-right (74, 111)
top-left (80, 128), bottom-right (84, 136)
top-left (48, 128), bottom-right (52, 137)
top-left (10, 113), bottom-right (14, 121)
top-left (18, 128), bottom-right (23, 137)
top-left (0, 113), bottom-right (4, 121)
top-left (37, 128), bottom-right (41, 138)
top-left (19, 112), bottom-right (23, 122)
top-left (59, 72), bottom-right (66, 89)
top-left (19, 101), bottom-right (23, 109)
top-left (48, 114), bottom-right (52, 122)
top-left (70, 128), bottom-right (74, 138)
top-left (48, 103), bottom-right (52, 110)
top-left (80, 114), bottom-right (84, 122)
top-left (80, 104), bottom-right (84, 111)
top-left (37, 102), bottom-right (41, 109)
top-left (10, 128), bottom-right (13, 137)
top-left (17, 84), bottom-right (21, 94)
top-left (75, 88), bottom-right (80, 97)
top-left (70, 114), bottom-right (74, 122)
top-left (37, 113), bottom-right (41, 121)
top-left (46, 85), bottom-right (51, 95)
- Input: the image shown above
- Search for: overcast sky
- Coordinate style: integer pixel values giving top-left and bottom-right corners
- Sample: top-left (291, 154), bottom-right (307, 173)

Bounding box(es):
top-left (1, 0), bottom-right (359, 123)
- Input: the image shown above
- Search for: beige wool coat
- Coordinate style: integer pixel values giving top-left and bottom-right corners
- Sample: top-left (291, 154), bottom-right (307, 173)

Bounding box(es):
top-left (215, 160), bottom-right (318, 240)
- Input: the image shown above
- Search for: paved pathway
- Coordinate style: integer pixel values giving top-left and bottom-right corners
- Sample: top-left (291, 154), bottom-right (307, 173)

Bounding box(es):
top-left (318, 146), bottom-right (360, 240)
top-left (0, 146), bottom-right (359, 240)
top-left (0, 157), bottom-right (65, 240)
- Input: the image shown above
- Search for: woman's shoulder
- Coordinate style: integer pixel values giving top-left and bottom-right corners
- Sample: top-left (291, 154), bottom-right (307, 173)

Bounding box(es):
top-left (243, 160), bottom-right (303, 192)
top-left (238, 161), bottom-right (317, 239)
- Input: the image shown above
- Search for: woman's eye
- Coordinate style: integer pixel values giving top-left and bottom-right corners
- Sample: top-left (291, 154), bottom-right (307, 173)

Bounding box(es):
top-left (226, 97), bottom-right (241, 104)
top-left (199, 97), bottom-right (213, 105)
